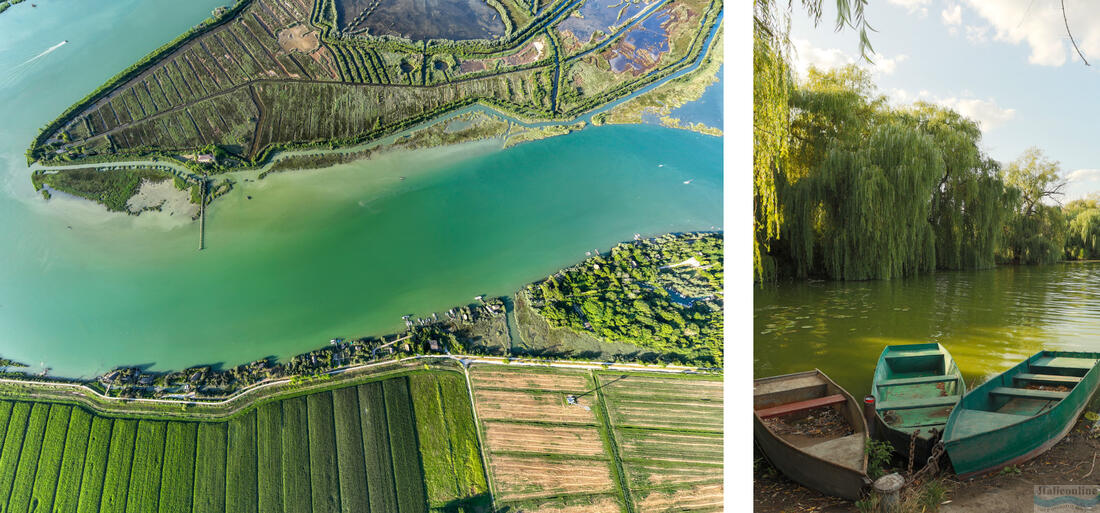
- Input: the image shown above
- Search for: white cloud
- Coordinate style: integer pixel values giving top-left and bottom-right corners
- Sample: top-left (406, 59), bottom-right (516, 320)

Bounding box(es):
top-left (942, 4), bottom-right (962, 26)
top-left (873, 54), bottom-right (908, 75)
top-left (791, 39), bottom-right (907, 77)
top-left (965, 24), bottom-right (990, 45)
top-left (886, 88), bottom-right (932, 105)
top-left (1067, 168), bottom-right (1100, 183)
top-left (935, 97), bottom-right (1017, 131)
top-left (888, 0), bottom-right (930, 17)
top-left (963, 0), bottom-right (1100, 66)
top-left (791, 38), bottom-right (853, 77)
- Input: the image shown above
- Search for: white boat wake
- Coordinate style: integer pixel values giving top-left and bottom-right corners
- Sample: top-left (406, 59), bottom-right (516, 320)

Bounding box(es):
top-left (0, 41), bottom-right (67, 89)
top-left (20, 40), bottom-right (67, 66)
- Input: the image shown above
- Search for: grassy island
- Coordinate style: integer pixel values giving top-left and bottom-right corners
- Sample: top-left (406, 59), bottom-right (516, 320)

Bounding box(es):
top-left (26, 0), bottom-right (722, 204)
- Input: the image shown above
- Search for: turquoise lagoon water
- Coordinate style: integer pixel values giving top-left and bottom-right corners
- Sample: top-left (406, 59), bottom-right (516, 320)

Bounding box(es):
top-left (0, 0), bottom-right (723, 377)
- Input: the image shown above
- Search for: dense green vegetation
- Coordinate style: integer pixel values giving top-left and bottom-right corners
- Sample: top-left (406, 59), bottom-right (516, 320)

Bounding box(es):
top-left (1064, 195), bottom-right (1100, 260)
top-left (0, 372), bottom-right (485, 513)
top-left (0, 0), bottom-right (25, 16)
top-left (753, 0), bottom-right (1100, 280)
top-left (754, 60), bottom-right (1091, 279)
top-left (525, 232), bottom-right (723, 366)
top-left (758, 65), bottom-right (1015, 279)
top-left (31, 167), bottom-right (180, 212)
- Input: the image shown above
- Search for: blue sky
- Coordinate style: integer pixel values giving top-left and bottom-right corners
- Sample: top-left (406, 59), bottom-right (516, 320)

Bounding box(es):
top-left (789, 0), bottom-right (1100, 200)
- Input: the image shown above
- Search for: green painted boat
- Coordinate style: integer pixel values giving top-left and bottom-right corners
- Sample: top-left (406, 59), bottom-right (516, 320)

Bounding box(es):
top-left (754, 370), bottom-right (870, 500)
top-left (871, 343), bottom-right (965, 464)
top-left (943, 350), bottom-right (1100, 478)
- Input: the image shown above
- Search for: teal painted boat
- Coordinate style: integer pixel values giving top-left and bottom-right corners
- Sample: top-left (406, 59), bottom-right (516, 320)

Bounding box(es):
top-left (943, 350), bottom-right (1100, 478)
top-left (871, 343), bottom-right (965, 464)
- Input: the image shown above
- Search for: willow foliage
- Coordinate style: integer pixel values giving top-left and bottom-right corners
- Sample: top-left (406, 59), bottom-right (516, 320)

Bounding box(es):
top-left (752, 0), bottom-right (873, 280)
top-left (1000, 148), bottom-right (1068, 264)
top-left (770, 66), bottom-right (1016, 280)
top-left (899, 105), bottom-right (1014, 270)
top-left (752, 0), bottom-right (793, 279)
top-left (790, 123), bottom-right (941, 280)
top-left (1065, 201), bottom-right (1100, 260)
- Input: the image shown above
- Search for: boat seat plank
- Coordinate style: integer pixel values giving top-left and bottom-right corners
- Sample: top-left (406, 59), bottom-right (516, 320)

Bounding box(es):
top-left (803, 433), bottom-right (865, 472)
top-left (756, 394), bottom-right (846, 418)
top-left (885, 350), bottom-right (942, 360)
top-left (877, 395), bottom-right (959, 411)
top-left (878, 375), bottom-right (957, 387)
top-left (990, 387), bottom-right (1068, 401)
top-left (948, 409), bottom-right (1023, 439)
top-left (1030, 356), bottom-right (1098, 370)
top-left (1013, 373), bottom-right (1082, 386)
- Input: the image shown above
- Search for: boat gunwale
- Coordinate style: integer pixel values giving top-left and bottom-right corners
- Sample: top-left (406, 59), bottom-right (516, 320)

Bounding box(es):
top-left (753, 368), bottom-right (869, 475)
top-left (871, 343), bottom-right (964, 438)
top-left (942, 350), bottom-right (1100, 477)
top-left (943, 350), bottom-right (1100, 445)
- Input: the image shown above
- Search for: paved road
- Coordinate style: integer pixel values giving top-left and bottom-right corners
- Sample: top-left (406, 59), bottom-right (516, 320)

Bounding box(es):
top-left (0, 352), bottom-right (716, 409)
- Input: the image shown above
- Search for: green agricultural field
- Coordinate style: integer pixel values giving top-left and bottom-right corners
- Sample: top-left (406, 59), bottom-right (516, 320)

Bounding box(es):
top-left (0, 370), bottom-right (487, 513)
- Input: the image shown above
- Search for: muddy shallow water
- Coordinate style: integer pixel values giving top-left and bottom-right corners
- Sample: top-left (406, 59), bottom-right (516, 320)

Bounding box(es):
top-left (337, 0), bottom-right (507, 41)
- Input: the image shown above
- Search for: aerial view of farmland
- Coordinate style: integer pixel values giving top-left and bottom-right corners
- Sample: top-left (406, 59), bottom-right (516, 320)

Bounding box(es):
top-left (0, 0), bottom-right (723, 508)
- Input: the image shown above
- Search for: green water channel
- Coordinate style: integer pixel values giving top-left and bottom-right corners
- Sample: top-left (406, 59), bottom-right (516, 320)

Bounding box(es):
top-left (754, 264), bottom-right (1100, 396)
top-left (0, 0), bottom-right (722, 377)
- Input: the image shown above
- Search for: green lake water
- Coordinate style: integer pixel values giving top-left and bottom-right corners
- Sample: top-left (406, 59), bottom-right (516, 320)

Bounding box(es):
top-left (0, 0), bottom-right (722, 377)
top-left (754, 264), bottom-right (1100, 396)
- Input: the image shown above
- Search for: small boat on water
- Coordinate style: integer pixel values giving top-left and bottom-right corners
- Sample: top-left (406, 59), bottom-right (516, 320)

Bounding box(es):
top-left (754, 370), bottom-right (870, 500)
top-left (871, 343), bottom-right (965, 464)
top-left (943, 350), bottom-right (1100, 478)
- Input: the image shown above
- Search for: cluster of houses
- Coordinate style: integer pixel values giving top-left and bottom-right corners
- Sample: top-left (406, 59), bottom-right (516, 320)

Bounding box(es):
top-left (94, 297), bottom-right (509, 400)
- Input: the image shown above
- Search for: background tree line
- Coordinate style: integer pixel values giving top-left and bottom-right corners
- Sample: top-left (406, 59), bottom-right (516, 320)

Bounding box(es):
top-left (753, 1), bottom-right (1098, 281)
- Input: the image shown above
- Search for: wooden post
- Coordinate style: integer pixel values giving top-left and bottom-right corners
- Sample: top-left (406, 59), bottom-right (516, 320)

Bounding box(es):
top-left (198, 179), bottom-right (206, 251)
top-left (863, 395), bottom-right (877, 439)
top-left (874, 473), bottom-right (904, 512)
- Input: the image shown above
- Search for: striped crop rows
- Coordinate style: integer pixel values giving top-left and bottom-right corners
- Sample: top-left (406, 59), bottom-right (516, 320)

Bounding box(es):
top-left (467, 366), bottom-right (725, 512)
top-left (598, 372), bottom-right (724, 513)
top-left (0, 372), bottom-right (487, 513)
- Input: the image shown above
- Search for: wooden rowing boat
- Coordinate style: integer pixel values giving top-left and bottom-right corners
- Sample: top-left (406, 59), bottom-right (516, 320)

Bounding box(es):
top-left (754, 369), bottom-right (870, 500)
top-left (942, 350), bottom-right (1100, 478)
top-left (871, 343), bottom-right (965, 464)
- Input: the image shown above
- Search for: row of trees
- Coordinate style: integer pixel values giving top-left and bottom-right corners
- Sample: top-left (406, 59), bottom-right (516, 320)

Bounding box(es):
top-left (753, 1), bottom-right (1092, 281)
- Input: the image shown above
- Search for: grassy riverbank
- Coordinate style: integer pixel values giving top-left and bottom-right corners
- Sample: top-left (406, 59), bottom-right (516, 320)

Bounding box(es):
top-left (31, 166), bottom-right (180, 212)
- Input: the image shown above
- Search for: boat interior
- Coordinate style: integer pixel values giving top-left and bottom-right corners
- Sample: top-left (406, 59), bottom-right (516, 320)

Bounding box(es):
top-left (949, 354), bottom-right (1098, 439)
top-left (754, 371), bottom-right (865, 471)
top-left (875, 346), bottom-right (962, 434)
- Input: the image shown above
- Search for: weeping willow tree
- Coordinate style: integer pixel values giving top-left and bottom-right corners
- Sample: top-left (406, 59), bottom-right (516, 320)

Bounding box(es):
top-left (753, 1), bottom-right (792, 280)
top-left (778, 68), bottom-right (941, 280)
top-left (753, 0), bottom-right (873, 280)
top-left (1000, 147), bottom-right (1068, 264)
top-left (1065, 198), bottom-right (1100, 260)
top-left (898, 105), bottom-right (1015, 270)
top-left (768, 66), bottom-right (1018, 280)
